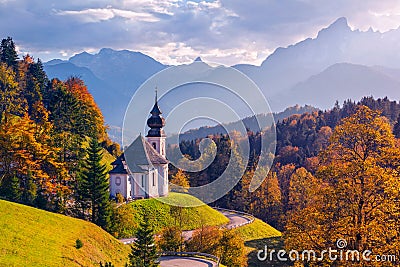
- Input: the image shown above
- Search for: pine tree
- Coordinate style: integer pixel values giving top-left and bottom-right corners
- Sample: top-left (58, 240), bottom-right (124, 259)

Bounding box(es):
top-left (128, 217), bottom-right (159, 267)
top-left (79, 138), bottom-right (111, 230)
top-left (394, 113), bottom-right (400, 138)
top-left (0, 37), bottom-right (18, 69)
top-left (21, 170), bottom-right (36, 205)
top-left (0, 174), bottom-right (21, 202)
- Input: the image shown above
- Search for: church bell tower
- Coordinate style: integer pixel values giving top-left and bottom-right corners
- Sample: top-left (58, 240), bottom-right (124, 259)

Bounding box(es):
top-left (146, 90), bottom-right (166, 158)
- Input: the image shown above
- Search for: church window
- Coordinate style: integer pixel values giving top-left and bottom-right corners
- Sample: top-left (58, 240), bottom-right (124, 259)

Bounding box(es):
top-left (152, 142), bottom-right (156, 149)
top-left (115, 177), bottom-right (121, 186)
top-left (152, 172), bottom-right (155, 186)
top-left (141, 175), bottom-right (145, 187)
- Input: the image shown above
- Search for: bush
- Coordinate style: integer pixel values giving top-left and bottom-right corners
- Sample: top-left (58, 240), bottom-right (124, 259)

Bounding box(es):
top-left (157, 226), bottom-right (182, 252)
top-left (75, 238), bottom-right (83, 249)
top-left (116, 193), bottom-right (125, 204)
top-left (100, 262), bottom-right (114, 267)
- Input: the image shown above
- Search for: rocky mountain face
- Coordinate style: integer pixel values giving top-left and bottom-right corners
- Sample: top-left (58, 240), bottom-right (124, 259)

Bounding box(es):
top-left (44, 17), bottom-right (400, 133)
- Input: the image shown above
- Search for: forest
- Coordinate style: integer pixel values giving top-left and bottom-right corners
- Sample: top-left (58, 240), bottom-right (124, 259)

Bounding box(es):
top-left (172, 97), bottom-right (400, 265)
top-left (1, 35), bottom-right (399, 266)
top-left (0, 37), bottom-right (119, 225)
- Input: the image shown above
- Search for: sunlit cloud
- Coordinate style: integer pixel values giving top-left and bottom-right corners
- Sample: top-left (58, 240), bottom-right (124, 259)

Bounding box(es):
top-left (56, 8), bottom-right (159, 23)
top-left (1, 0), bottom-right (400, 65)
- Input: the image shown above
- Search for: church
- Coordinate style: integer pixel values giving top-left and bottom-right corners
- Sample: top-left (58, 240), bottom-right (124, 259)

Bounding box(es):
top-left (109, 94), bottom-right (169, 199)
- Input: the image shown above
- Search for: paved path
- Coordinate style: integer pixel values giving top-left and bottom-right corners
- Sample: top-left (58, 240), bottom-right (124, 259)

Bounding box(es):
top-left (120, 209), bottom-right (253, 266)
top-left (220, 210), bottom-right (251, 229)
top-left (182, 209), bottom-right (251, 240)
top-left (119, 210), bottom-right (253, 243)
top-left (159, 256), bottom-right (217, 267)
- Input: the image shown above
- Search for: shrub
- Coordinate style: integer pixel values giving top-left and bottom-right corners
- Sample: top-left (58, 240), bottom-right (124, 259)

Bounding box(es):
top-left (75, 238), bottom-right (83, 249)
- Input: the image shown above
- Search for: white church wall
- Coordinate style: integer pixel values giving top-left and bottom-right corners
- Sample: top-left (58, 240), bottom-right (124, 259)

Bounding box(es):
top-left (132, 173), bottom-right (147, 198)
top-left (157, 165), bottom-right (168, 196)
top-left (110, 173), bottom-right (129, 198)
top-left (148, 168), bottom-right (159, 197)
top-left (147, 136), bottom-right (166, 158)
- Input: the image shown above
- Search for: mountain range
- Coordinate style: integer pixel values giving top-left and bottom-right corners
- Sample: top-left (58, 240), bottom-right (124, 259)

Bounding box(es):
top-left (44, 17), bottom-right (400, 132)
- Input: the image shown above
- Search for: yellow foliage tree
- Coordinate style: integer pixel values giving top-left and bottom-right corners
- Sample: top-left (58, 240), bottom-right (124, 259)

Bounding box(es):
top-left (170, 169), bottom-right (190, 192)
top-left (285, 106), bottom-right (400, 266)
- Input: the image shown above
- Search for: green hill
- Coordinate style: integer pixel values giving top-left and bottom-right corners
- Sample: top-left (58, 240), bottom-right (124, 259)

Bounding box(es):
top-left (235, 218), bottom-right (282, 241)
top-left (114, 193), bottom-right (229, 237)
top-left (0, 200), bottom-right (130, 267)
top-left (235, 218), bottom-right (284, 267)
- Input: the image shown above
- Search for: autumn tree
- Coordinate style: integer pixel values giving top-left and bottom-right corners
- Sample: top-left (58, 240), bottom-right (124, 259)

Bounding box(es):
top-left (0, 63), bottom-right (25, 123)
top-left (219, 230), bottom-right (247, 267)
top-left (157, 226), bottom-right (182, 252)
top-left (285, 106), bottom-right (400, 266)
top-left (185, 226), bottom-right (222, 255)
top-left (249, 170), bottom-right (282, 228)
top-left (170, 169), bottom-right (190, 192)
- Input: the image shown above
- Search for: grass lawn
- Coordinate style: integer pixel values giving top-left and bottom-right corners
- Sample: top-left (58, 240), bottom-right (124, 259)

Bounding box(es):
top-left (0, 200), bottom-right (130, 267)
top-left (234, 219), bottom-right (288, 267)
top-left (115, 193), bottom-right (229, 237)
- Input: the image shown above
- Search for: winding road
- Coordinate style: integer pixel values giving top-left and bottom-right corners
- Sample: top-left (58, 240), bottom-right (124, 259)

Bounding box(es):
top-left (182, 209), bottom-right (252, 240)
top-left (119, 208), bottom-right (254, 266)
top-left (159, 256), bottom-right (217, 267)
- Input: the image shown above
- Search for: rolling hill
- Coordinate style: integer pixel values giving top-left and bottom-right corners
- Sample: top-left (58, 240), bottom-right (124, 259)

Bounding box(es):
top-left (114, 192), bottom-right (230, 238)
top-left (0, 200), bottom-right (130, 267)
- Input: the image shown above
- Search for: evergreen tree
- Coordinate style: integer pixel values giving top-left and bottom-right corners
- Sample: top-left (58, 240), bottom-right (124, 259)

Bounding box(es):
top-left (394, 113), bottom-right (400, 138)
top-left (128, 217), bottom-right (159, 267)
top-left (79, 138), bottom-right (111, 230)
top-left (21, 170), bottom-right (36, 205)
top-left (0, 174), bottom-right (21, 202)
top-left (0, 37), bottom-right (18, 69)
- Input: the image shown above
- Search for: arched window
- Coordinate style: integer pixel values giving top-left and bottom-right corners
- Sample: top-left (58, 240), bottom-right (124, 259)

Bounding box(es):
top-left (141, 175), bottom-right (145, 187)
top-left (152, 172), bottom-right (155, 186)
top-left (115, 176), bottom-right (121, 186)
top-left (152, 142), bottom-right (156, 149)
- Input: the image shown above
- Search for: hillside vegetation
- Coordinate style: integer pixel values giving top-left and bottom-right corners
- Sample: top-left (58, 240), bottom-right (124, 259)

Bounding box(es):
top-left (0, 200), bottom-right (130, 267)
top-left (113, 193), bottom-right (229, 237)
top-left (234, 219), bottom-right (284, 267)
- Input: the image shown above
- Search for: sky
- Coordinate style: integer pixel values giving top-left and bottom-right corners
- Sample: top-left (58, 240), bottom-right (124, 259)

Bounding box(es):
top-left (1, 0), bottom-right (400, 65)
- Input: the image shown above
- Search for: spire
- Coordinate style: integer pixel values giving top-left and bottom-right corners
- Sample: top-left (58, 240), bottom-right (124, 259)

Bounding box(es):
top-left (147, 88), bottom-right (165, 137)
top-left (150, 87), bottom-right (162, 116)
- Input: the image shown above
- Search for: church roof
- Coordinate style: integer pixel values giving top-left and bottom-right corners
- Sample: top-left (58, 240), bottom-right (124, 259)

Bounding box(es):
top-left (109, 154), bottom-right (129, 174)
top-left (110, 135), bottom-right (168, 175)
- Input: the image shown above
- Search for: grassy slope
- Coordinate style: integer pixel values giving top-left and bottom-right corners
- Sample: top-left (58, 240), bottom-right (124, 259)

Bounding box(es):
top-left (235, 218), bottom-right (282, 242)
top-left (235, 218), bottom-right (284, 267)
top-left (0, 200), bottom-right (130, 267)
top-left (119, 193), bottom-right (229, 237)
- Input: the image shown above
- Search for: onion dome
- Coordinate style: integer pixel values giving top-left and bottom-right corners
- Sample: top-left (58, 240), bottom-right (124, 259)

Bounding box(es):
top-left (146, 90), bottom-right (165, 137)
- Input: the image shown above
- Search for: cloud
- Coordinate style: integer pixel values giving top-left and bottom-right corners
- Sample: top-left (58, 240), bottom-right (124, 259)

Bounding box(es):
top-left (1, 0), bottom-right (400, 65)
top-left (56, 8), bottom-right (159, 23)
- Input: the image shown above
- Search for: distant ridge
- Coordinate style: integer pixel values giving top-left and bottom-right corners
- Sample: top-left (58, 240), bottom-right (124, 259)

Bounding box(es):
top-left (45, 17), bottom-right (400, 138)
